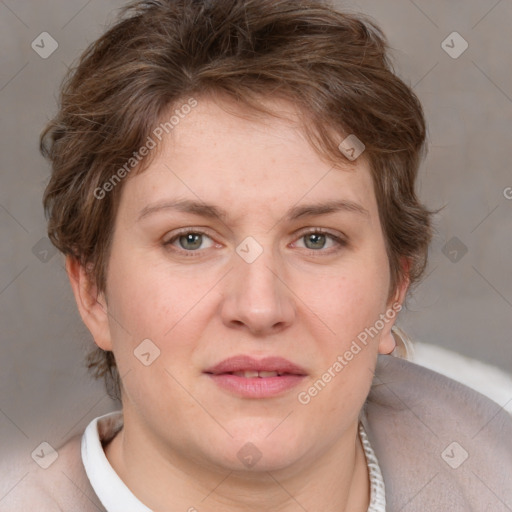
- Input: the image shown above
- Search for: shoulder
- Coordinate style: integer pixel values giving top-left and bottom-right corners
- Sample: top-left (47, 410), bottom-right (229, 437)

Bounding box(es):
top-left (363, 354), bottom-right (512, 511)
top-left (0, 434), bottom-right (105, 512)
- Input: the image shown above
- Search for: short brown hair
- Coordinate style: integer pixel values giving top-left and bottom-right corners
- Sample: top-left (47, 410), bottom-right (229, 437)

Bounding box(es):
top-left (41, 0), bottom-right (434, 399)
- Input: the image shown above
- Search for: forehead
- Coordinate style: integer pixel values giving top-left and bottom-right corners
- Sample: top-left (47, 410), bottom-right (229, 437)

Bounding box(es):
top-left (120, 96), bottom-right (377, 222)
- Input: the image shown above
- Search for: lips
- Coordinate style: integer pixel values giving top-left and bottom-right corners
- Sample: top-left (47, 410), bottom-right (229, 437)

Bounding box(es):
top-left (204, 355), bottom-right (307, 377)
top-left (204, 355), bottom-right (307, 398)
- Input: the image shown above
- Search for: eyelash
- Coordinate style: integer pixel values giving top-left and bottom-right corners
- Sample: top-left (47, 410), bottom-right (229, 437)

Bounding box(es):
top-left (162, 227), bottom-right (348, 257)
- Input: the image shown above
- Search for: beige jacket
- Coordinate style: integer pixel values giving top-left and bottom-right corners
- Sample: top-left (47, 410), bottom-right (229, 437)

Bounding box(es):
top-left (1, 355), bottom-right (511, 511)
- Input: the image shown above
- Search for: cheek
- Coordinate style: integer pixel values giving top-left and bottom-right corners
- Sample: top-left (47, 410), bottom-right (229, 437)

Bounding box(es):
top-left (297, 271), bottom-right (387, 410)
top-left (107, 248), bottom-right (190, 328)
top-left (299, 258), bottom-right (390, 343)
top-left (103, 262), bottom-right (203, 410)
top-left (104, 253), bottom-right (215, 370)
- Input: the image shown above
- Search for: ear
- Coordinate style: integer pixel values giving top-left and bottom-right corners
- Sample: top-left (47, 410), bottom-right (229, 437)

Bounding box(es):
top-left (65, 255), bottom-right (113, 351)
top-left (378, 259), bottom-right (410, 355)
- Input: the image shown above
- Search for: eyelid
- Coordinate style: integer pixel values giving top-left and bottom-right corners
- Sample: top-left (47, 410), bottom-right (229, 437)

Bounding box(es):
top-left (292, 226), bottom-right (345, 239)
top-left (290, 227), bottom-right (348, 252)
top-left (164, 226), bottom-right (216, 241)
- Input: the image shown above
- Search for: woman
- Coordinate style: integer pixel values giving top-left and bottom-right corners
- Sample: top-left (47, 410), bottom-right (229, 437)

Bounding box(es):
top-left (4, 0), bottom-right (511, 510)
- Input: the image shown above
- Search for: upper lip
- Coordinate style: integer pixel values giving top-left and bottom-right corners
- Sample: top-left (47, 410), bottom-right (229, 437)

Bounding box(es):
top-left (204, 355), bottom-right (307, 375)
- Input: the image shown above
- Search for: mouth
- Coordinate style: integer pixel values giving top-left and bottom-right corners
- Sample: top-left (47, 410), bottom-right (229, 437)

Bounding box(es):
top-left (204, 354), bottom-right (307, 376)
top-left (204, 355), bottom-right (307, 398)
top-left (222, 370), bottom-right (292, 378)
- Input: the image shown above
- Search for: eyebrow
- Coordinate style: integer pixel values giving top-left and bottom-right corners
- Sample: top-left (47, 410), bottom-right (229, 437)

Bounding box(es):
top-left (136, 198), bottom-right (369, 222)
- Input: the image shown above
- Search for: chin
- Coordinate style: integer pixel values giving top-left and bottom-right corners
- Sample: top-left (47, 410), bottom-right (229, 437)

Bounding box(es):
top-left (211, 446), bottom-right (304, 475)
top-left (208, 424), bottom-right (306, 472)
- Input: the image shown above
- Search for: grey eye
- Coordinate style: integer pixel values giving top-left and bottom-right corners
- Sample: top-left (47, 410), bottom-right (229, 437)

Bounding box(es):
top-left (303, 233), bottom-right (327, 250)
top-left (178, 233), bottom-right (204, 250)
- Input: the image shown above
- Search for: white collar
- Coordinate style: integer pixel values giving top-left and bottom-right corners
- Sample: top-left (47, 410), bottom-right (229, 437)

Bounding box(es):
top-left (81, 411), bottom-right (151, 512)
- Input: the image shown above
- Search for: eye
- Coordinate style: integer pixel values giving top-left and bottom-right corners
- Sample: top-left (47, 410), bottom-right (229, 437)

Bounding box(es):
top-left (163, 228), bottom-right (346, 256)
top-left (164, 230), bottom-right (215, 252)
top-left (292, 229), bottom-right (347, 253)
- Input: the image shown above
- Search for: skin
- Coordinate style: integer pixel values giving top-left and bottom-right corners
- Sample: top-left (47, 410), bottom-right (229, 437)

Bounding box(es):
top-left (67, 95), bottom-right (408, 512)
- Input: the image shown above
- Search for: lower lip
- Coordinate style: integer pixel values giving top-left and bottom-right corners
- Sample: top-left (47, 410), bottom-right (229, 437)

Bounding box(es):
top-left (207, 374), bottom-right (305, 398)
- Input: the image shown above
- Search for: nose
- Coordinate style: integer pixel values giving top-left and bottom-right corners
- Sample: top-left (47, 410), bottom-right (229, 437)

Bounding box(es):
top-left (219, 246), bottom-right (296, 336)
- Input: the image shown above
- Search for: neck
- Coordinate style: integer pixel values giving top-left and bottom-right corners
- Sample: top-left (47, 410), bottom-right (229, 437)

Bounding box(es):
top-left (104, 413), bottom-right (370, 512)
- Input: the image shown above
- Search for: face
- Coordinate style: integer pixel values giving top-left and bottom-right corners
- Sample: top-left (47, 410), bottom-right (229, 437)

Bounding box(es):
top-left (75, 96), bottom-right (405, 475)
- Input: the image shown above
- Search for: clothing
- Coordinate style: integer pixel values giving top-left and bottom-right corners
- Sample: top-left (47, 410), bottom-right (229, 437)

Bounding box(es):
top-left (359, 422), bottom-right (387, 511)
top-left (81, 412), bottom-right (149, 512)
top-left (2, 354), bottom-right (511, 511)
top-left (80, 412), bottom-right (386, 512)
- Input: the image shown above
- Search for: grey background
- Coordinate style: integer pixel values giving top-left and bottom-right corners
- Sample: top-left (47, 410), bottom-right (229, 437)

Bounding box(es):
top-left (0, 0), bottom-right (511, 466)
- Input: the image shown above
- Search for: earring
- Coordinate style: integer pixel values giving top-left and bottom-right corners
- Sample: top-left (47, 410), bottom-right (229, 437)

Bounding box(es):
top-left (390, 325), bottom-right (414, 360)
